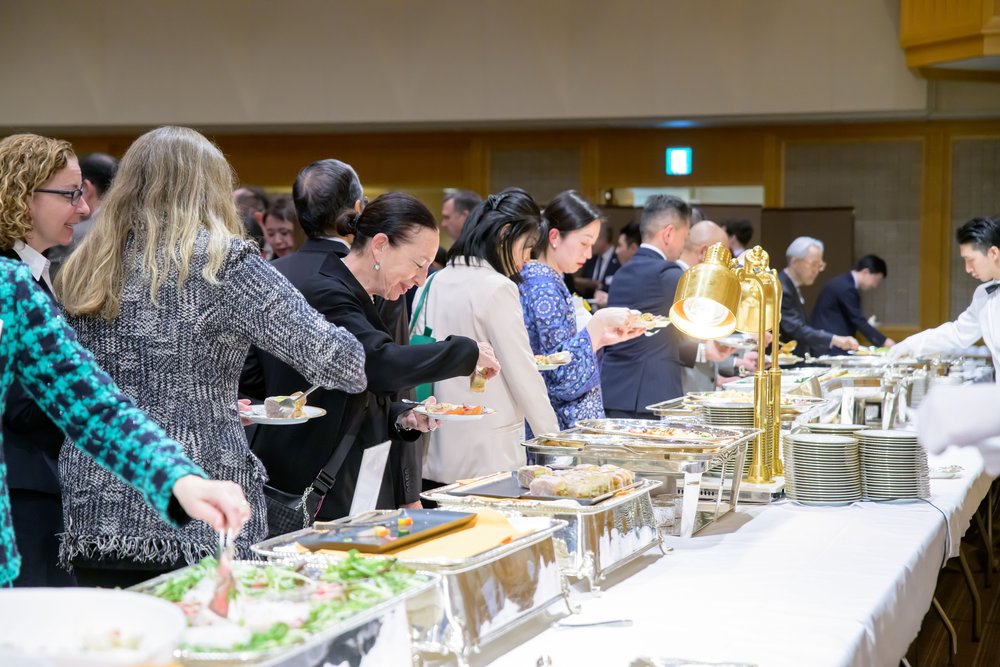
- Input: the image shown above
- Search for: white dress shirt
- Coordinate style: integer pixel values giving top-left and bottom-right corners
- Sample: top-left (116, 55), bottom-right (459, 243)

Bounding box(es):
top-left (639, 243), bottom-right (667, 261)
top-left (891, 280), bottom-right (1000, 373)
top-left (919, 384), bottom-right (1000, 473)
top-left (13, 240), bottom-right (54, 293)
top-left (592, 247), bottom-right (615, 284)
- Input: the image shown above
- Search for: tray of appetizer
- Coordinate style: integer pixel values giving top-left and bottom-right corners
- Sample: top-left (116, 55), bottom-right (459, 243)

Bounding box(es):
top-left (130, 552), bottom-right (437, 665)
top-left (447, 464), bottom-right (638, 505)
top-left (411, 401), bottom-right (496, 421)
top-left (574, 418), bottom-right (744, 444)
top-left (535, 351), bottom-right (573, 370)
top-left (296, 508), bottom-right (476, 554)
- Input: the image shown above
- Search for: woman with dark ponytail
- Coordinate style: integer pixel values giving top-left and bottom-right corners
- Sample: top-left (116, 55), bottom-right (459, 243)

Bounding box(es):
top-left (246, 191), bottom-right (500, 527)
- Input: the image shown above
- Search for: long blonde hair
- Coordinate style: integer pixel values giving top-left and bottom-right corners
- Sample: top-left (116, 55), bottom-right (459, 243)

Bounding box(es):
top-left (57, 126), bottom-right (244, 319)
top-left (0, 134), bottom-right (75, 251)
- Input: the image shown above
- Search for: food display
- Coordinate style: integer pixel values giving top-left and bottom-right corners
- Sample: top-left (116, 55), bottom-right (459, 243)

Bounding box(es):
top-left (575, 418), bottom-right (730, 441)
top-left (521, 464), bottom-right (636, 499)
top-left (142, 552), bottom-right (428, 659)
top-left (687, 390), bottom-right (823, 408)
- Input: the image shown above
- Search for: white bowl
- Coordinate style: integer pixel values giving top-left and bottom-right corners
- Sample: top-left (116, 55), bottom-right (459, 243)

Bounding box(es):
top-left (0, 588), bottom-right (184, 667)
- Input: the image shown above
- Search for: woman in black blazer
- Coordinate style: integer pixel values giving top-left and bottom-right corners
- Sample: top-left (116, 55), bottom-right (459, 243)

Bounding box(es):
top-left (245, 192), bottom-right (499, 526)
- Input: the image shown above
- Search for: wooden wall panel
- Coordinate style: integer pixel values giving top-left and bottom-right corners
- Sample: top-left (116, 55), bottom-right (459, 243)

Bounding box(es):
top-left (950, 137), bottom-right (1000, 318)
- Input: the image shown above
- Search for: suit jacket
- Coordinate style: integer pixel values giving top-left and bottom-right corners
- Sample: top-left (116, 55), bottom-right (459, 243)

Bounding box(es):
top-left (810, 271), bottom-right (886, 354)
top-left (578, 249), bottom-right (621, 296)
top-left (601, 247), bottom-right (697, 415)
top-left (0, 248), bottom-right (63, 495)
top-left (242, 242), bottom-right (478, 519)
top-left (778, 270), bottom-right (833, 354)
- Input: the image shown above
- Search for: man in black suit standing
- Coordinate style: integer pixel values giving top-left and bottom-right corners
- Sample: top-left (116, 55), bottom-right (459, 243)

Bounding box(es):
top-left (778, 237), bottom-right (859, 356)
top-left (574, 222), bottom-right (620, 298)
top-left (810, 255), bottom-right (895, 355)
top-left (602, 195), bottom-right (730, 418)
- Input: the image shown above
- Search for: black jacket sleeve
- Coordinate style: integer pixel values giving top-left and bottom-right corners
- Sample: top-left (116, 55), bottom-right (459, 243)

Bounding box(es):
top-left (842, 288), bottom-right (887, 346)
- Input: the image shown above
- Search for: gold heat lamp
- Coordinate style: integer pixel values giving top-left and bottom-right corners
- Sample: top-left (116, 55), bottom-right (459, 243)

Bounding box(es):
top-left (668, 243), bottom-right (785, 484)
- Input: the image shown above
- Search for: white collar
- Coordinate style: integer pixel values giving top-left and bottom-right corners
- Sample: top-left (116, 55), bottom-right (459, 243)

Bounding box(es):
top-left (675, 258), bottom-right (690, 271)
top-left (13, 240), bottom-right (53, 292)
top-left (639, 243), bottom-right (667, 261)
top-left (319, 236), bottom-right (352, 248)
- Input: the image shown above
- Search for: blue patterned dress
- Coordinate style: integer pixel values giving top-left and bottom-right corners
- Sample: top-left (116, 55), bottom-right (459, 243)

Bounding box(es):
top-left (518, 262), bottom-right (603, 433)
top-left (0, 259), bottom-right (205, 586)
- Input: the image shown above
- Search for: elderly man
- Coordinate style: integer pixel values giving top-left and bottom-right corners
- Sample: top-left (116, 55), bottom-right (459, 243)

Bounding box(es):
top-left (440, 189), bottom-right (482, 241)
top-left (778, 237), bottom-right (859, 356)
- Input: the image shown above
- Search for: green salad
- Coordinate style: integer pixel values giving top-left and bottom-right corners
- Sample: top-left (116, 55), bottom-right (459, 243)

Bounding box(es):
top-left (148, 550), bottom-right (425, 655)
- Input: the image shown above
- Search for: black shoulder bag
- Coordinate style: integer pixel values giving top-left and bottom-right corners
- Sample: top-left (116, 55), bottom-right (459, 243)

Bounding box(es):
top-left (262, 400), bottom-right (367, 537)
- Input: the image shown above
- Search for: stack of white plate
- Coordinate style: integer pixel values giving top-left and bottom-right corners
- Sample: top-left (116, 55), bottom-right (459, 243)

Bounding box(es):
top-left (802, 423), bottom-right (869, 437)
top-left (703, 402), bottom-right (762, 474)
top-left (784, 433), bottom-right (862, 505)
top-left (858, 429), bottom-right (930, 500)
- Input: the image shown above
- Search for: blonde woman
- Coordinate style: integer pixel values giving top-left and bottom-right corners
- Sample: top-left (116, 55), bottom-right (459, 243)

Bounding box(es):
top-left (56, 126), bottom-right (366, 587)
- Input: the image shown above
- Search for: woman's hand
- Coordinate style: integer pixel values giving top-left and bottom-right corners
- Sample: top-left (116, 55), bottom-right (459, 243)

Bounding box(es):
top-left (399, 396), bottom-right (441, 433)
top-left (475, 342), bottom-right (501, 380)
top-left (586, 307), bottom-right (645, 351)
top-left (172, 475), bottom-right (250, 534)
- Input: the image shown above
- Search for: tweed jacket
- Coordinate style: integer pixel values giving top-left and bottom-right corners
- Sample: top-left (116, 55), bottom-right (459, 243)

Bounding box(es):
top-left (59, 232), bottom-right (366, 569)
top-left (0, 259), bottom-right (204, 586)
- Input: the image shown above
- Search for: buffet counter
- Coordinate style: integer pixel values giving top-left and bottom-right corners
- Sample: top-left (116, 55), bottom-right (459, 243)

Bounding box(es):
top-left (481, 446), bottom-right (993, 667)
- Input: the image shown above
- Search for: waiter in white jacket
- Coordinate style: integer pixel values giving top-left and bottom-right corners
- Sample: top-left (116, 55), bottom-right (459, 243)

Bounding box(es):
top-left (889, 217), bottom-right (1000, 372)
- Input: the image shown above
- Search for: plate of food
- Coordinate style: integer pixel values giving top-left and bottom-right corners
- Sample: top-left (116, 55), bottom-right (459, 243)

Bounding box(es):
top-left (299, 508), bottom-right (476, 553)
top-left (535, 351), bottom-right (573, 371)
top-left (241, 402), bottom-right (326, 425)
top-left (631, 310), bottom-right (671, 334)
top-left (574, 418), bottom-right (742, 443)
top-left (848, 346), bottom-right (890, 356)
top-left (412, 402), bottom-right (496, 421)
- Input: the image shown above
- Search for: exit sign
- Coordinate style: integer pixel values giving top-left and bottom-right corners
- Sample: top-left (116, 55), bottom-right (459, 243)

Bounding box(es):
top-left (665, 147), bottom-right (692, 176)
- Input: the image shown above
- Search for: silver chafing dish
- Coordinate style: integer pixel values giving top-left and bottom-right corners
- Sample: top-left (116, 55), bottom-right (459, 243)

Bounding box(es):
top-left (252, 513), bottom-right (569, 667)
top-left (422, 475), bottom-right (665, 591)
top-left (522, 422), bottom-right (758, 538)
top-left (130, 559), bottom-right (439, 667)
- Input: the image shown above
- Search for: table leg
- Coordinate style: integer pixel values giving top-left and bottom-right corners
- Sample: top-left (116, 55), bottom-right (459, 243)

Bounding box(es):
top-left (959, 544), bottom-right (982, 641)
top-left (931, 596), bottom-right (959, 656)
top-left (974, 507), bottom-right (993, 588)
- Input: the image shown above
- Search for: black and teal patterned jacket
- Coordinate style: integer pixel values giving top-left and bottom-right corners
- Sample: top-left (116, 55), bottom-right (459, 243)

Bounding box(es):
top-left (0, 258), bottom-right (205, 586)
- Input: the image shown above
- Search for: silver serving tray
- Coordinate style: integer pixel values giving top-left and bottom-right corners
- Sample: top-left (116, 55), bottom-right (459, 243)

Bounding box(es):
top-left (252, 514), bottom-right (571, 664)
top-left (573, 418), bottom-right (745, 445)
top-left (130, 559), bottom-right (438, 666)
top-left (423, 477), bottom-right (665, 590)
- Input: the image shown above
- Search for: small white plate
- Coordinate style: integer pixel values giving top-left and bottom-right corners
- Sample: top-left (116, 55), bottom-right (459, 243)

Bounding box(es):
top-left (242, 404), bottom-right (327, 425)
top-left (412, 405), bottom-right (496, 422)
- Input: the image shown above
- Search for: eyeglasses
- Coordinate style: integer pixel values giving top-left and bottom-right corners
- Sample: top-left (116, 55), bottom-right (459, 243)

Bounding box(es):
top-left (802, 259), bottom-right (827, 271)
top-left (35, 185), bottom-right (85, 206)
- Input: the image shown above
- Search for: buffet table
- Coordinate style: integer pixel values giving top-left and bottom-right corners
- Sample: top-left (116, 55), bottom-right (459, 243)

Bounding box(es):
top-left (480, 446), bottom-right (993, 667)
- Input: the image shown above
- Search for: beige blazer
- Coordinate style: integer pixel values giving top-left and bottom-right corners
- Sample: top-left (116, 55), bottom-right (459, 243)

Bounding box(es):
top-left (414, 259), bottom-right (559, 483)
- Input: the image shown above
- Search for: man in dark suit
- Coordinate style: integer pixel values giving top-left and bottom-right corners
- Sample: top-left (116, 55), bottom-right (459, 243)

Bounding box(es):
top-left (574, 222), bottom-right (620, 298)
top-left (602, 195), bottom-right (729, 417)
top-left (810, 255), bottom-right (894, 355)
top-left (778, 237), bottom-right (859, 356)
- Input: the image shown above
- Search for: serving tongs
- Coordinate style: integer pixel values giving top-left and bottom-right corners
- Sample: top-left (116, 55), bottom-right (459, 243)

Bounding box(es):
top-left (313, 509), bottom-right (405, 533)
top-left (207, 529), bottom-right (236, 618)
top-left (275, 384), bottom-right (320, 411)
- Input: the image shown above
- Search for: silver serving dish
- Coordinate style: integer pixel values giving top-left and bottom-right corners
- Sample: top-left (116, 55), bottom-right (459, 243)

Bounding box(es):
top-left (252, 514), bottom-right (570, 667)
top-left (423, 476), bottom-right (665, 590)
top-left (523, 427), bottom-right (756, 537)
top-left (573, 419), bottom-right (745, 445)
top-left (130, 559), bottom-right (439, 667)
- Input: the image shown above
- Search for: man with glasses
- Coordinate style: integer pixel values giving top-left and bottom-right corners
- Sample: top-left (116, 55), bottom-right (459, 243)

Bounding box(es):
top-left (778, 236), bottom-right (859, 357)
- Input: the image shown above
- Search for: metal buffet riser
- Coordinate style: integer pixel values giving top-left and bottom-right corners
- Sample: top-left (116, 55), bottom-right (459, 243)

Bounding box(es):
top-left (251, 514), bottom-right (571, 667)
top-left (422, 477), bottom-right (666, 591)
top-left (521, 425), bottom-right (757, 538)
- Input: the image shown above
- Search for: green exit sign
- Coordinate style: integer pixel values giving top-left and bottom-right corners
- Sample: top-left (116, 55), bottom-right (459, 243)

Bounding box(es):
top-left (665, 147), bottom-right (692, 175)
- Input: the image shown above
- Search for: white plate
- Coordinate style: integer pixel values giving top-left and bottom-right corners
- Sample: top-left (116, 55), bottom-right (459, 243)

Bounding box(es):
top-left (242, 404), bottom-right (327, 425)
top-left (412, 405), bottom-right (496, 421)
top-left (536, 362), bottom-right (571, 371)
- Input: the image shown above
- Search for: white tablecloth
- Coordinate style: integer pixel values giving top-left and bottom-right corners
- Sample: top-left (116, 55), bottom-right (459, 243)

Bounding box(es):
top-left (483, 447), bottom-right (993, 667)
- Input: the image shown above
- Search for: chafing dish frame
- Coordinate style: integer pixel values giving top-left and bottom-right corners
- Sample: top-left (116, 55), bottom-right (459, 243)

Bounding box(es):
top-left (251, 514), bottom-right (571, 667)
top-left (522, 427), bottom-right (757, 537)
top-left (422, 476), bottom-right (665, 590)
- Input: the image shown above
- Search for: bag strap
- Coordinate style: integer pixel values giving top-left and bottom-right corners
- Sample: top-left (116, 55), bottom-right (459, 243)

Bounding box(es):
top-left (309, 394), bottom-right (369, 499)
top-left (408, 270), bottom-right (439, 337)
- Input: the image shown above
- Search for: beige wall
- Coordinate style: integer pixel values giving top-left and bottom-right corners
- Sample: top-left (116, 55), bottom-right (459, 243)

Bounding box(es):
top-left (0, 0), bottom-right (933, 131)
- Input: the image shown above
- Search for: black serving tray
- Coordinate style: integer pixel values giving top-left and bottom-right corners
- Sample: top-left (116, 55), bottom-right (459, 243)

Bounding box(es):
top-left (296, 508), bottom-right (476, 554)
top-left (447, 471), bottom-right (634, 506)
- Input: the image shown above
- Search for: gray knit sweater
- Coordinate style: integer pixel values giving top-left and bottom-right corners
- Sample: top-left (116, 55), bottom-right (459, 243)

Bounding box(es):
top-left (59, 232), bottom-right (366, 568)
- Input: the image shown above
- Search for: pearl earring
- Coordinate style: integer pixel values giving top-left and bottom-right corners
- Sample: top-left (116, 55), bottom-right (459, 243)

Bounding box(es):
top-left (373, 262), bottom-right (381, 271)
